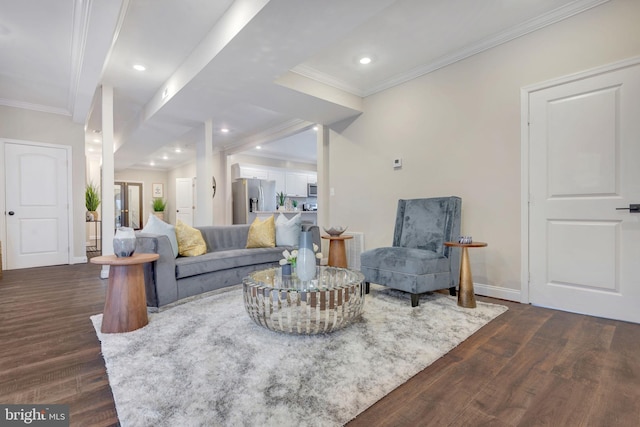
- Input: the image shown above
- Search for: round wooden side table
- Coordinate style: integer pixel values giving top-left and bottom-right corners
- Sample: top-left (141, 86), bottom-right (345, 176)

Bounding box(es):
top-left (90, 253), bottom-right (159, 333)
top-left (321, 235), bottom-right (353, 268)
top-left (444, 241), bottom-right (488, 309)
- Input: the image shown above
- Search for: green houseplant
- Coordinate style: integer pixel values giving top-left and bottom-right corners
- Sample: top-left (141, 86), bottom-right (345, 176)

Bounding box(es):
top-left (85, 182), bottom-right (101, 220)
top-left (276, 191), bottom-right (286, 208)
top-left (152, 198), bottom-right (167, 212)
top-left (152, 198), bottom-right (167, 220)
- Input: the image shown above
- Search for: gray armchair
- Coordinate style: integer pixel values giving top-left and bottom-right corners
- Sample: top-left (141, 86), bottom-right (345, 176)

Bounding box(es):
top-left (360, 197), bottom-right (462, 307)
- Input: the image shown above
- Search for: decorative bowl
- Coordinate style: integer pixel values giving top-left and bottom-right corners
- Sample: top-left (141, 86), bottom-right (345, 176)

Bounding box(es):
top-left (323, 226), bottom-right (348, 236)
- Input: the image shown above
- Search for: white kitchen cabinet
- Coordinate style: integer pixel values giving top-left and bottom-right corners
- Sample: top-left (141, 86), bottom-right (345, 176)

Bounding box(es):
top-left (306, 172), bottom-right (317, 184)
top-left (231, 164), bottom-right (268, 180)
top-left (268, 170), bottom-right (286, 194)
top-left (285, 172), bottom-right (308, 196)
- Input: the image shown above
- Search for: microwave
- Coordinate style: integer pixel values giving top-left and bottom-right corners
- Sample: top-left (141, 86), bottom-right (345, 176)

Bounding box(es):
top-left (307, 183), bottom-right (318, 197)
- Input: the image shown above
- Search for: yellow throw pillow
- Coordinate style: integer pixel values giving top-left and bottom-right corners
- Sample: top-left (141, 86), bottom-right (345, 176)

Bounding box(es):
top-left (246, 216), bottom-right (276, 248)
top-left (175, 220), bottom-right (207, 256)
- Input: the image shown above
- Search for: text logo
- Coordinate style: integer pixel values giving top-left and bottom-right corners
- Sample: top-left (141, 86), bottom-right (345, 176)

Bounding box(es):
top-left (0, 405), bottom-right (69, 426)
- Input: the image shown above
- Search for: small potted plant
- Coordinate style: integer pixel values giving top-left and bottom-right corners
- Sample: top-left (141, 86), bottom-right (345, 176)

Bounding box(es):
top-left (276, 191), bottom-right (286, 211)
top-left (152, 198), bottom-right (167, 221)
top-left (85, 182), bottom-right (101, 221)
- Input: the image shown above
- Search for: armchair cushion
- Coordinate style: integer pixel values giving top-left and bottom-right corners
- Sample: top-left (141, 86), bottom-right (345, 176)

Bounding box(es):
top-left (360, 247), bottom-right (449, 275)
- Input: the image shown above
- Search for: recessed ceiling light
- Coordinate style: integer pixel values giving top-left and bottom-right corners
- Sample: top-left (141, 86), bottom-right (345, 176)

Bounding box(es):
top-left (162, 155), bottom-right (168, 160)
top-left (174, 148), bottom-right (182, 153)
top-left (133, 64), bottom-right (146, 71)
top-left (256, 146), bottom-right (262, 150)
top-left (221, 128), bottom-right (229, 133)
top-left (359, 56), bottom-right (372, 65)
top-left (149, 161), bottom-right (155, 166)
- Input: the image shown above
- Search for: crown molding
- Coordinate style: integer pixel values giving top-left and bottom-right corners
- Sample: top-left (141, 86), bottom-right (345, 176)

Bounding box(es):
top-left (223, 119), bottom-right (313, 154)
top-left (289, 65), bottom-right (367, 98)
top-left (0, 98), bottom-right (71, 116)
top-left (296, 0), bottom-right (611, 98)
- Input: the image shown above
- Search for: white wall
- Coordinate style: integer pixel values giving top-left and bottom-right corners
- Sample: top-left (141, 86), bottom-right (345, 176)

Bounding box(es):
top-left (330, 0), bottom-right (640, 298)
top-left (0, 106), bottom-right (87, 261)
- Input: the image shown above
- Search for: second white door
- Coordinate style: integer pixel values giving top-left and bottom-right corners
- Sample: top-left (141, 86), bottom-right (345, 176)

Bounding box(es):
top-left (176, 177), bottom-right (194, 226)
top-left (528, 62), bottom-right (640, 323)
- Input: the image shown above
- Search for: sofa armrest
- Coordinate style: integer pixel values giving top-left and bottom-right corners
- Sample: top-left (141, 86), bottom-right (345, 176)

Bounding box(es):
top-left (135, 232), bottom-right (178, 307)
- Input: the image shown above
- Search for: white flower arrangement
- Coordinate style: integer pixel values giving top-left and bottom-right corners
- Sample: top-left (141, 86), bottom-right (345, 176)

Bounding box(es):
top-left (279, 244), bottom-right (322, 267)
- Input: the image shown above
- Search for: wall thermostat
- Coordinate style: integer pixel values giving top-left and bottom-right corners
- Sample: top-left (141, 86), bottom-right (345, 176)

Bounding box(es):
top-left (393, 158), bottom-right (402, 169)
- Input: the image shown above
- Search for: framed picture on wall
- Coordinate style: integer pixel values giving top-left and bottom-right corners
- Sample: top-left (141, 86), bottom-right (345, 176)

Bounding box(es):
top-left (152, 183), bottom-right (164, 198)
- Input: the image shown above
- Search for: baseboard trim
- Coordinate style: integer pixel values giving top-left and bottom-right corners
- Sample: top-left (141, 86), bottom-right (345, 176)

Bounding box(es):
top-left (71, 256), bottom-right (88, 264)
top-left (474, 283), bottom-right (521, 302)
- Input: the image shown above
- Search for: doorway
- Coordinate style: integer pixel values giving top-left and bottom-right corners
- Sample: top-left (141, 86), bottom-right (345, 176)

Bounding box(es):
top-left (115, 182), bottom-right (142, 229)
top-left (3, 140), bottom-right (71, 269)
top-left (175, 178), bottom-right (194, 226)
top-left (524, 58), bottom-right (640, 323)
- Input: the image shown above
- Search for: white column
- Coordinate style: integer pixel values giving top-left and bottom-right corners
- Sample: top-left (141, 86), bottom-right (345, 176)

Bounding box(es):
top-left (100, 85), bottom-right (115, 278)
top-left (317, 125), bottom-right (330, 240)
top-left (194, 120), bottom-right (214, 226)
top-left (212, 151), bottom-right (226, 225)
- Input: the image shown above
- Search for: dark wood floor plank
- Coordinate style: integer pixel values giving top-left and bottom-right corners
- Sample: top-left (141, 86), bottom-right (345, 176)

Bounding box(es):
top-left (2, 264), bottom-right (639, 427)
top-left (584, 321), bottom-right (640, 426)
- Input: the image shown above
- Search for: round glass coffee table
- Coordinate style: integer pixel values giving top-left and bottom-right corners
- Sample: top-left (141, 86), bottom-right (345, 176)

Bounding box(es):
top-left (243, 266), bottom-right (365, 334)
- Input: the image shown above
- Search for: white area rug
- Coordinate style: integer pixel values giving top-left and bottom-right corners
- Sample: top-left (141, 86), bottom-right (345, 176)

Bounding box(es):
top-left (91, 284), bottom-right (507, 427)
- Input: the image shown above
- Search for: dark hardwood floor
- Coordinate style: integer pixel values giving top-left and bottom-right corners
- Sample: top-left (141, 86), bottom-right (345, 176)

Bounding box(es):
top-left (1, 263), bottom-right (638, 426)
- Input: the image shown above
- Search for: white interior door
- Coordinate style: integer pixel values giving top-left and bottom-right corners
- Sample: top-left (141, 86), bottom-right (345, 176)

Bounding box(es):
top-left (176, 177), bottom-right (194, 226)
top-left (529, 63), bottom-right (640, 323)
top-left (4, 142), bottom-right (70, 269)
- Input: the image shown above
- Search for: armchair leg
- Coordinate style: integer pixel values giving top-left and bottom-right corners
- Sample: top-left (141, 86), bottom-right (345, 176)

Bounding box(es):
top-left (365, 282), bottom-right (370, 294)
top-left (411, 294), bottom-right (420, 307)
top-left (449, 286), bottom-right (457, 297)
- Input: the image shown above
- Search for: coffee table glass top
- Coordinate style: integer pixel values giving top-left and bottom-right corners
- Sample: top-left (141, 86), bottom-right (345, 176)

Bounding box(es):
top-left (243, 266), bottom-right (365, 335)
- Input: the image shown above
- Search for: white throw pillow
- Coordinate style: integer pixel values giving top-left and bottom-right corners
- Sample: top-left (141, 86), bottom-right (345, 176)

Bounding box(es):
top-left (142, 214), bottom-right (179, 258)
top-left (275, 213), bottom-right (301, 247)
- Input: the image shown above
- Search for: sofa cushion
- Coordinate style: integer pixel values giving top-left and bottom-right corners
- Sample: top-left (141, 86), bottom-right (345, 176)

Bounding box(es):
top-left (275, 213), bottom-right (301, 247)
top-left (360, 247), bottom-right (449, 275)
top-left (176, 220), bottom-right (207, 256)
top-left (246, 216), bottom-right (275, 248)
top-left (141, 214), bottom-right (178, 257)
top-left (175, 247), bottom-right (287, 279)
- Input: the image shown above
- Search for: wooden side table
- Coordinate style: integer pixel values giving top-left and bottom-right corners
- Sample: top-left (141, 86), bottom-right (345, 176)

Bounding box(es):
top-left (90, 253), bottom-right (159, 333)
top-left (321, 235), bottom-right (353, 268)
top-left (444, 241), bottom-right (488, 308)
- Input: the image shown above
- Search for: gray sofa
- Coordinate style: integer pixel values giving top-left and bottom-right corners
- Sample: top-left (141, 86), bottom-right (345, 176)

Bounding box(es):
top-left (135, 224), bottom-right (320, 308)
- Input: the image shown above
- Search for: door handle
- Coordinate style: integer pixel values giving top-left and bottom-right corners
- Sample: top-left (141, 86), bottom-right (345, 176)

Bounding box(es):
top-left (616, 204), bottom-right (640, 212)
top-left (8, 211), bottom-right (15, 215)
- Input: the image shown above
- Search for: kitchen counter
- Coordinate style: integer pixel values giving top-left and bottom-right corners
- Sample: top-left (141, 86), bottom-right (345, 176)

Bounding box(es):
top-left (250, 210), bottom-right (317, 224)
top-left (254, 210), bottom-right (317, 214)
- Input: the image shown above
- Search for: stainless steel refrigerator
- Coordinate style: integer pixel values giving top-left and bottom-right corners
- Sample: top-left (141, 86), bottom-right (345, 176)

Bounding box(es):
top-left (232, 179), bottom-right (276, 224)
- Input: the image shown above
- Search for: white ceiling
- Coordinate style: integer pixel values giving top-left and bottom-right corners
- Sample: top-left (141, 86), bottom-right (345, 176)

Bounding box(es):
top-left (0, 0), bottom-right (608, 170)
